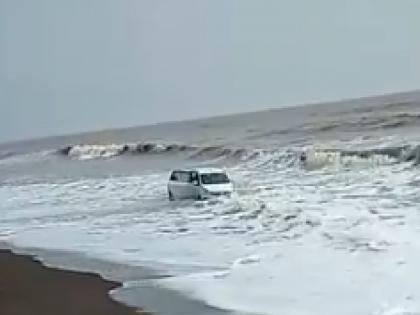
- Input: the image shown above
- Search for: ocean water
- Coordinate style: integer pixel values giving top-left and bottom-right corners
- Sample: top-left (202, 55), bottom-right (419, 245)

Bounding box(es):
top-left (2, 91), bottom-right (420, 315)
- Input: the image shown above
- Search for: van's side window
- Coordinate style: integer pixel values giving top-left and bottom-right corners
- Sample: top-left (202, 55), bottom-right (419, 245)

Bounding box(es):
top-left (170, 172), bottom-right (178, 181)
top-left (190, 172), bottom-right (198, 183)
top-left (177, 172), bottom-right (191, 183)
top-left (170, 171), bottom-right (197, 183)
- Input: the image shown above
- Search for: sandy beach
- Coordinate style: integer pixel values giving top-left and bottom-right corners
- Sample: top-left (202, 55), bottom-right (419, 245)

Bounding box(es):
top-left (0, 249), bottom-right (148, 315)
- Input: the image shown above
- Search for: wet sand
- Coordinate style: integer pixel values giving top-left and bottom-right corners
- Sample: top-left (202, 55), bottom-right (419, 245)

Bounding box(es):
top-left (0, 249), bottom-right (148, 315)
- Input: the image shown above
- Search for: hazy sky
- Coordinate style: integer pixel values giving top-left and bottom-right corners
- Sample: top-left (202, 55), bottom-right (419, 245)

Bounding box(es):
top-left (1, 0), bottom-right (420, 142)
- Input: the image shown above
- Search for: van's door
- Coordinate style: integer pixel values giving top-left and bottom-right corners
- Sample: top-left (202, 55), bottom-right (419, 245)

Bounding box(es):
top-left (189, 171), bottom-right (200, 199)
top-left (168, 171), bottom-right (182, 199)
top-left (169, 171), bottom-right (200, 199)
top-left (169, 171), bottom-right (190, 199)
top-left (175, 171), bottom-right (194, 199)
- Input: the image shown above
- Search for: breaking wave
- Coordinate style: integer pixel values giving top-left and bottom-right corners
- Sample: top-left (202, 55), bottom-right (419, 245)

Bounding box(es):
top-left (57, 142), bottom-right (420, 170)
top-left (59, 143), bottom-right (194, 160)
top-left (58, 142), bottom-right (259, 162)
top-left (2, 141), bottom-right (420, 169)
top-left (330, 145), bottom-right (420, 165)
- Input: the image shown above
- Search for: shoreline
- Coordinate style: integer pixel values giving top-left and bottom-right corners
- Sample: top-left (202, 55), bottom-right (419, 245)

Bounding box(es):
top-left (0, 245), bottom-right (236, 315)
top-left (0, 248), bottom-right (149, 315)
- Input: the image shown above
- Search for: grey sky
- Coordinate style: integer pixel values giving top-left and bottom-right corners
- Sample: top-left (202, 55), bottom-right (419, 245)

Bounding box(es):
top-left (1, 0), bottom-right (420, 142)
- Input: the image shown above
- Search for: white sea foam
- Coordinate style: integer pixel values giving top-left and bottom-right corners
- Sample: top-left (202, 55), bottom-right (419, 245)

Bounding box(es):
top-left (2, 137), bottom-right (420, 315)
top-left (67, 144), bottom-right (128, 160)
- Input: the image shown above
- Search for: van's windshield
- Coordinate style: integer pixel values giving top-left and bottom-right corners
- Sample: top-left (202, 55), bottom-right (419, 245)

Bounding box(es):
top-left (200, 173), bottom-right (230, 185)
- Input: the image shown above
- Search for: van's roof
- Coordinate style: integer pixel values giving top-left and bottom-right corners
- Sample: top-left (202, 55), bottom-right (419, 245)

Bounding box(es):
top-left (196, 167), bottom-right (226, 174)
top-left (173, 167), bottom-right (226, 174)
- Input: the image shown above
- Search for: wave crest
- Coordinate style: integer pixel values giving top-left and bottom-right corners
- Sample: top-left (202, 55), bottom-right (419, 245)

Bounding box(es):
top-left (59, 143), bottom-right (194, 160)
top-left (58, 142), bottom-right (261, 162)
top-left (4, 141), bottom-right (420, 170)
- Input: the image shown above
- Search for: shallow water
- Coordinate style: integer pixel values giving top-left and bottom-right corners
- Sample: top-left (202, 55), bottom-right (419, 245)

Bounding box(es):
top-left (2, 91), bottom-right (420, 315)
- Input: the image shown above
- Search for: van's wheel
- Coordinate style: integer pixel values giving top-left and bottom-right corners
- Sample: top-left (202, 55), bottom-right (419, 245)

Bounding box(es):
top-left (168, 190), bottom-right (175, 201)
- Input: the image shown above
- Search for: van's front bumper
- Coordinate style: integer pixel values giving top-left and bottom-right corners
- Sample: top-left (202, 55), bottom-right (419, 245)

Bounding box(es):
top-left (202, 191), bottom-right (232, 198)
top-left (213, 191), bottom-right (231, 196)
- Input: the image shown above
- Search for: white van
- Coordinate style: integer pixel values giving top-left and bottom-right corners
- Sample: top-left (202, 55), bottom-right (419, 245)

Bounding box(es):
top-left (167, 168), bottom-right (233, 200)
